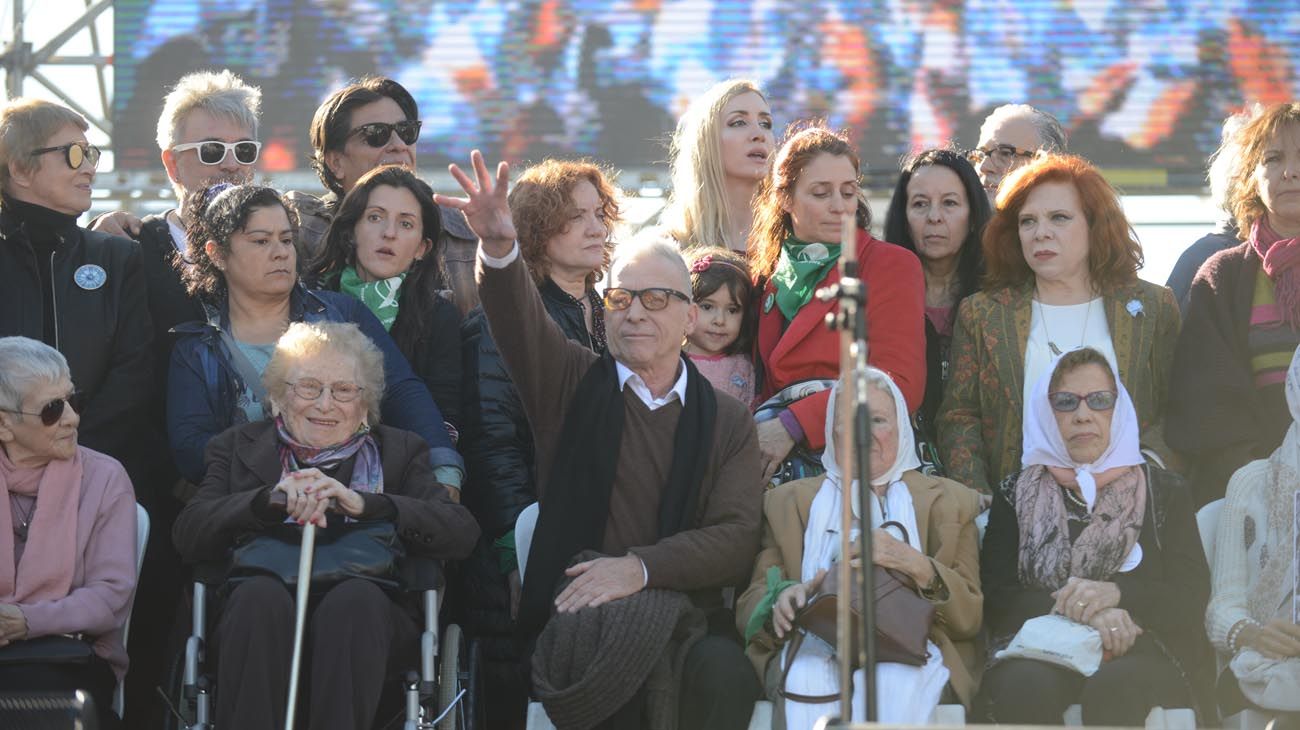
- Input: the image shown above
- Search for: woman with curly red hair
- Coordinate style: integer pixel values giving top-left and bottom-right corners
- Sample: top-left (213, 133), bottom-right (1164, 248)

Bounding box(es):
top-left (936, 153), bottom-right (1180, 493)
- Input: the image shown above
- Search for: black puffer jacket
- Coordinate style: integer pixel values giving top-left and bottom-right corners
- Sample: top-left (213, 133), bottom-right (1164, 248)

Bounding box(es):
top-left (459, 277), bottom-right (604, 538)
top-left (0, 198), bottom-right (153, 491)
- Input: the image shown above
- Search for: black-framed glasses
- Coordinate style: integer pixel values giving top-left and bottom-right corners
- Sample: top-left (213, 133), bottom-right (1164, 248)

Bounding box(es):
top-left (285, 379), bottom-right (364, 403)
top-left (0, 392), bottom-right (84, 426)
top-left (1048, 390), bottom-right (1118, 413)
top-left (349, 120), bottom-right (422, 148)
top-left (966, 144), bottom-right (1035, 168)
top-left (602, 287), bottom-right (691, 312)
top-left (171, 140), bottom-right (262, 166)
top-left (31, 142), bottom-right (100, 170)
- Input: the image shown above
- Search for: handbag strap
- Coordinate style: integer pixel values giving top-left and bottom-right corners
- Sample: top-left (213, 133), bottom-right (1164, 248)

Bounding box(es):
top-left (218, 327), bottom-right (268, 402)
top-left (777, 631), bottom-right (840, 705)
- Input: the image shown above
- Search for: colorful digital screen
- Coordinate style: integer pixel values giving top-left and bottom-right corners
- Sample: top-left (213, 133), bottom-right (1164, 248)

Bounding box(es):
top-left (113, 0), bottom-right (1300, 179)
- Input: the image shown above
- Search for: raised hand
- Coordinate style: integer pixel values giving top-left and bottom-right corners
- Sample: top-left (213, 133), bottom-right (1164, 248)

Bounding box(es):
top-left (432, 150), bottom-right (517, 257)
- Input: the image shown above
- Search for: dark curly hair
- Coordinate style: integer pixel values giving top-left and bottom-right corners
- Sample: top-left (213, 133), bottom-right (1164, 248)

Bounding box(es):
top-left (883, 148), bottom-right (991, 303)
top-left (306, 164), bottom-right (445, 359)
top-left (309, 77), bottom-right (419, 196)
top-left (181, 183), bottom-right (299, 299)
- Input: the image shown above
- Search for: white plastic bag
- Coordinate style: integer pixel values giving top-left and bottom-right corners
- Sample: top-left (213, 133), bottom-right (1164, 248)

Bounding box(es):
top-left (994, 614), bottom-right (1104, 676)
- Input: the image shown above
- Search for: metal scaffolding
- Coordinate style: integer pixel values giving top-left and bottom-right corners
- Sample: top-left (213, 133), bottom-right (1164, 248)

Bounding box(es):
top-left (2, 0), bottom-right (113, 136)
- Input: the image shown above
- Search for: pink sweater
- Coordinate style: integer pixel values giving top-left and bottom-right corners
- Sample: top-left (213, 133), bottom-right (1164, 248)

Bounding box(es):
top-left (13, 447), bottom-right (138, 680)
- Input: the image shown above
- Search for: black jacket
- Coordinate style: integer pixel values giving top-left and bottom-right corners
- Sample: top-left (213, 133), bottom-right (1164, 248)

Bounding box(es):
top-left (458, 278), bottom-right (604, 538)
top-left (0, 201), bottom-right (153, 491)
top-left (982, 465), bottom-right (1214, 719)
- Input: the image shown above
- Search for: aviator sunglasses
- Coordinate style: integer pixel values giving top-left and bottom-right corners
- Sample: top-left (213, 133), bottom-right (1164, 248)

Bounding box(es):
top-left (1047, 390), bottom-right (1118, 413)
top-left (171, 140), bottom-right (262, 166)
top-left (0, 392), bottom-right (85, 427)
top-left (349, 120), bottom-right (422, 148)
top-left (31, 141), bottom-right (101, 170)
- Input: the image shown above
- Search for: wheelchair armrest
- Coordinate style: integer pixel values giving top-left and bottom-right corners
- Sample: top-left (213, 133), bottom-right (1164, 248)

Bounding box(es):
top-left (400, 555), bottom-right (445, 592)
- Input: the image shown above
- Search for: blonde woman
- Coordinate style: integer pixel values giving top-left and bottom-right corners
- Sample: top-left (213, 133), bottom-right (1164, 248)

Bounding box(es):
top-left (658, 79), bottom-right (774, 252)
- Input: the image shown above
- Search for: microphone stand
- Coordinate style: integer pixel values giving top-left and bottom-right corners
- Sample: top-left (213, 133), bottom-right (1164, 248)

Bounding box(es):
top-left (815, 212), bottom-right (875, 724)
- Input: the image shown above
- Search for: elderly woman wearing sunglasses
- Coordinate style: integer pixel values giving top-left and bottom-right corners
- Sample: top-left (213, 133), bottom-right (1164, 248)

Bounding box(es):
top-left (0, 98), bottom-right (154, 491)
top-left (0, 336), bottom-right (139, 729)
top-left (285, 77), bottom-right (480, 315)
top-left (457, 159), bottom-right (619, 719)
top-left (976, 347), bottom-right (1212, 726)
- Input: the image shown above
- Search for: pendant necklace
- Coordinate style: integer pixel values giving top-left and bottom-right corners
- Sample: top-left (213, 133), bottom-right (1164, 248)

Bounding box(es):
top-left (1036, 295), bottom-right (1092, 357)
top-left (10, 494), bottom-right (34, 541)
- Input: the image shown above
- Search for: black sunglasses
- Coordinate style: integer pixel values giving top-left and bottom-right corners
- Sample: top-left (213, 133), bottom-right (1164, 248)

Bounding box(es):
top-left (603, 287), bottom-right (691, 312)
top-left (1048, 390), bottom-right (1117, 413)
top-left (1, 392), bottom-right (84, 427)
top-left (31, 142), bottom-right (100, 170)
top-left (171, 140), bottom-right (261, 166)
top-left (349, 120), bottom-right (422, 148)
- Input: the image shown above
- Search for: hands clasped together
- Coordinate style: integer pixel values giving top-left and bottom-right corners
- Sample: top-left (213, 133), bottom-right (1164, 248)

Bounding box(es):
top-left (272, 468), bottom-right (365, 528)
top-left (1052, 576), bottom-right (1142, 657)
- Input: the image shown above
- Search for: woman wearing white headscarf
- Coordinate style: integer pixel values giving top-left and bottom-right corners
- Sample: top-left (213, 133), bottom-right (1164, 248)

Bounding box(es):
top-left (737, 368), bottom-right (982, 727)
top-left (977, 347), bottom-right (1212, 726)
top-left (1207, 346), bottom-right (1300, 717)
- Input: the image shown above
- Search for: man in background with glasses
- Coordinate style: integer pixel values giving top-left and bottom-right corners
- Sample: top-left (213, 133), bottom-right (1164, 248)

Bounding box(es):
top-left (90, 69), bottom-right (263, 727)
top-left (968, 103), bottom-right (1068, 203)
top-left (442, 151), bottom-right (763, 728)
top-left (286, 76), bottom-right (480, 314)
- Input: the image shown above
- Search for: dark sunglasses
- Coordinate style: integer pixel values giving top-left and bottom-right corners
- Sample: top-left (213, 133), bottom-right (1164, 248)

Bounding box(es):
top-left (349, 120), bottom-right (422, 148)
top-left (1, 392), bottom-right (84, 426)
top-left (31, 142), bottom-right (101, 170)
top-left (603, 287), bottom-right (691, 312)
top-left (171, 140), bottom-right (261, 166)
top-left (1048, 390), bottom-right (1117, 413)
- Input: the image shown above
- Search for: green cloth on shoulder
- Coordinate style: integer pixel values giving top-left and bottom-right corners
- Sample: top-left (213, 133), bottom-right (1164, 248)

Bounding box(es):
top-left (744, 564), bottom-right (799, 642)
top-left (770, 235), bottom-right (841, 320)
top-left (493, 529), bottom-right (518, 575)
top-left (338, 266), bottom-right (405, 330)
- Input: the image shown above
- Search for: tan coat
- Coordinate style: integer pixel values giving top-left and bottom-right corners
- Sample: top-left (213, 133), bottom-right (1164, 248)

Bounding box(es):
top-left (736, 471), bottom-right (984, 707)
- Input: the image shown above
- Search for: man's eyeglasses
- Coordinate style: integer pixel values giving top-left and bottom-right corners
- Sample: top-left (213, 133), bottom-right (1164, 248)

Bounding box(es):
top-left (171, 140), bottom-right (262, 166)
top-left (1048, 390), bottom-right (1118, 413)
top-left (966, 144), bottom-right (1035, 168)
top-left (285, 379), bottom-right (364, 403)
top-left (603, 287), bottom-right (692, 312)
top-left (0, 392), bottom-right (84, 427)
top-left (31, 142), bottom-right (100, 170)
top-left (349, 121), bottom-right (422, 148)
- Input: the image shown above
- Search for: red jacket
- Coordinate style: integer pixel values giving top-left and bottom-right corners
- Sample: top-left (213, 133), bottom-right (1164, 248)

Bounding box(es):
top-left (756, 230), bottom-right (926, 450)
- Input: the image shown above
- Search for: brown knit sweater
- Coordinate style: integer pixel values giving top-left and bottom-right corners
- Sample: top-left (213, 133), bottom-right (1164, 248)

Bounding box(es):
top-left (478, 252), bottom-right (763, 589)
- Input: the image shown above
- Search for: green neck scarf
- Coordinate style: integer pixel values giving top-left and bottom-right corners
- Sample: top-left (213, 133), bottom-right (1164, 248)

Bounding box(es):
top-left (338, 266), bottom-right (405, 330)
top-left (771, 235), bottom-right (842, 320)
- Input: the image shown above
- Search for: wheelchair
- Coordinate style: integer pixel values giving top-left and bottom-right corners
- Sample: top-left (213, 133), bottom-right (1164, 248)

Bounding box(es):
top-left (162, 557), bottom-right (481, 730)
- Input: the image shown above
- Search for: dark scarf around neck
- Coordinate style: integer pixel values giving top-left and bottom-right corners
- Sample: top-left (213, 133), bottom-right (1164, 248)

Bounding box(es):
top-left (517, 354), bottom-right (717, 635)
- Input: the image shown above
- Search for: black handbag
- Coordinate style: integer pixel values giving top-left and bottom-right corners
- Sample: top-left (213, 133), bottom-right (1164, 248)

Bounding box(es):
top-left (227, 521), bottom-right (406, 595)
top-left (0, 635), bottom-right (94, 665)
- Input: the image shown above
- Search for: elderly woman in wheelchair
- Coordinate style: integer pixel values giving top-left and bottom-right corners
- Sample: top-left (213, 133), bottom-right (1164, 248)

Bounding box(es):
top-left (0, 337), bottom-right (138, 729)
top-left (172, 321), bottom-right (478, 730)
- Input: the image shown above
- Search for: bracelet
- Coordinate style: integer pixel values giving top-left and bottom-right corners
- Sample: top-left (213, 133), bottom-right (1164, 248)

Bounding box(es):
top-left (1227, 618), bottom-right (1261, 654)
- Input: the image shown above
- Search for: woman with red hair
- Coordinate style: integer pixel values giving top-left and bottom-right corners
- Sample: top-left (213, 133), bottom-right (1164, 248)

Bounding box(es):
top-left (936, 153), bottom-right (1179, 493)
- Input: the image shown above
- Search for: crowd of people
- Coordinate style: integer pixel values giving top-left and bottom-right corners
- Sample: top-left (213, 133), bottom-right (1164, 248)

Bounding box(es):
top-left (0, 66), bottom-right (1298, 730)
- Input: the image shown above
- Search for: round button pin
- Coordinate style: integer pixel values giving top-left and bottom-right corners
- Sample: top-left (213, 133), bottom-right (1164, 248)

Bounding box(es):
top-left (74, 264), bottom-right (107, 290)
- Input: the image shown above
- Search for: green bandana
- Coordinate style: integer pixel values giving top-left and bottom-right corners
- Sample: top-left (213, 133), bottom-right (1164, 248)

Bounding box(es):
top-left (338, 266), bottom-right (405, 330)
top-left (771, 235), bottom-right (842, 320)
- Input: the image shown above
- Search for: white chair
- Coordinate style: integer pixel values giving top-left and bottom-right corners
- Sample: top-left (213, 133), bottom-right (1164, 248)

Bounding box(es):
top-left (1197, 498), bottom-right (1224, 568)
top-left (515, 502), bottom-right (539, 586)
top-left (113, 503), bottom-right (150, 718)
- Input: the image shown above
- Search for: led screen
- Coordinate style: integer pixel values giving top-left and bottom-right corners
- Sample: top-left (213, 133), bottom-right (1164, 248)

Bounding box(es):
top-left (113, 0), bottom-right (1300, 179)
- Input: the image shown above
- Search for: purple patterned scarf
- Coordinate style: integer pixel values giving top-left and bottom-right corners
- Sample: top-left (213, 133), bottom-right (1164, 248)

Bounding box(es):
top-left (274, 416), bottom-right (383, 520)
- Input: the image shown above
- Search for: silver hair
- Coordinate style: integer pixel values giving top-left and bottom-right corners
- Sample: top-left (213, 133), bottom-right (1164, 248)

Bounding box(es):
top-left (981, 103), bottom-right (1068, 153)
top-left (262, 321), bottom-right (385, 426)
top-left (0, 336), bottom-right (71, 416)
top-left (610, 236), bottom-right (692, 291)
top-left (1206, 105), bottom-right (1260, 213)
top-left (156, 70), bottom-right (262, 151)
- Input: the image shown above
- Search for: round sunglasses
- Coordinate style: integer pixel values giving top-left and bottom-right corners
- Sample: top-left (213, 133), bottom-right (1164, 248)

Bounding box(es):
top-left (1047, 390), bottom-right (1117, 413)
top-left (0, 392), bottom-right (84, 426)
top-left (602, 287), bottom-right (691, 312)
top-left (31, 142), bottom-right (101, 170)
top-left (171, 140), bottom-right (262, 166)
top-left (348, 120), bottom-right (422, 148)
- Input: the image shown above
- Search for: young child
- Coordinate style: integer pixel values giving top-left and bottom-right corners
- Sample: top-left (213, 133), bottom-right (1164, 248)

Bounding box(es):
top-left (684, 247), bottom-right (758, 406)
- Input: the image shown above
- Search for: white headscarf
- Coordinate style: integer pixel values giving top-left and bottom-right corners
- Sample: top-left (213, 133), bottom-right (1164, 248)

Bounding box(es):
top-left (1019, 349), bottom-right (1143, 511)
top-left (803, 369), bottom-right (922, 581)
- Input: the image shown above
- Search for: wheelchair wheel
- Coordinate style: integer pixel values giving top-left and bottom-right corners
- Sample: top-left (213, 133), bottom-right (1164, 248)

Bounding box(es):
top-left (437, 624), bottom-right (474, 730)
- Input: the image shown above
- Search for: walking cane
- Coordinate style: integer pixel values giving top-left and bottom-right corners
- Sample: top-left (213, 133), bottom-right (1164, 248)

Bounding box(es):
top-left (284, 520), bottom-right (317, 730)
